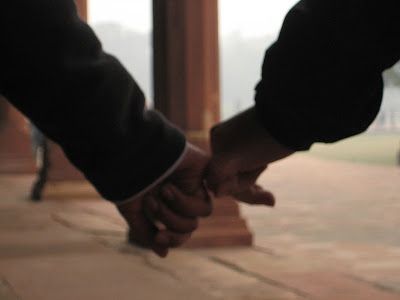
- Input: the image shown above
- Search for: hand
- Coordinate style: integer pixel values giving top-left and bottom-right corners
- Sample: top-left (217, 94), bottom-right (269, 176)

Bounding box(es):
top-left (118, 143), bottom-right (212, 257)
top-left (144, 143), bottom-right (213, 248)
top-left (206, 107), bottom-right (294, 205)
top-left (117, 186), bottom-right (207, 258)
top-left (117, 196), bottom-right (170, 257)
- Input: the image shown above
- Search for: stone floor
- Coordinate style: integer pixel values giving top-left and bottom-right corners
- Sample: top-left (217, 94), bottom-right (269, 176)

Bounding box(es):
top-left (1, 154), bottom-right (400, 300)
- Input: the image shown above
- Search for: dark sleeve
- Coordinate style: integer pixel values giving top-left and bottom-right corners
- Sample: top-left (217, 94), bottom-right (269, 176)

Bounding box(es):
top-left (255, 0), bottom-right (400, 151)
top-left (0, 0), bottom-right (186, 202)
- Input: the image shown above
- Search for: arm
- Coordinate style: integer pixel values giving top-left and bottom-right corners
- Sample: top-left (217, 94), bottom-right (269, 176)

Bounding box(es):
top-left (0, 1), bottom-right (212, 256)
top-left (208, 0), bottom-right (400, 197)
top-left (255, 0), bottom-right (400, 150)
top-left (0, 0), bottom-right (185, 202)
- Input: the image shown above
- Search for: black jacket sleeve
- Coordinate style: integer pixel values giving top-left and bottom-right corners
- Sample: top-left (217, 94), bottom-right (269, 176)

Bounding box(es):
top-left (255, 0), bottom-right (400, 150)
top-left (0, 0), bottom-right (186, 202)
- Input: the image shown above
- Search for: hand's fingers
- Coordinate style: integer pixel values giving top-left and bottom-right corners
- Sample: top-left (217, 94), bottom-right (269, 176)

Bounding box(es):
top-left (234, 185), bottom-right (275, 206)
top-left (144, 196), bottom-right (199, 234)
top-left (118, 203), bottom-right (156, 249)
top-left (155, 230), bottom-right (192, 248)
top-left (168, 144), bottom-right (210, 195)
top-left (151, 243), bottom-right (169, 258)
top-left (206, 168), bottom-right (266, 197)
top-left (210, 167), bottom-right (266, 197)
top-left (161, 184), bottom-right (213, 218)
top-left (119, 201), bottom-right (169, 258)
top-left (212, 177), bottom-right (240, 197)
top-left (206, 157), bottom-right (267, 197)
top-left (126, 213), bottom-right (169, 258)
top-left (206, 156), bottom-right (237, 195)
top-left (238, 166), bottom-right (267, 189)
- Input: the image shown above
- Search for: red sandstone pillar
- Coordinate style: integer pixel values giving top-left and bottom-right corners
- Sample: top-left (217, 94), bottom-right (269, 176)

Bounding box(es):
top-left (153, 0), bottom-right (253, 247)
top-left (0, 97), bottom-right (35, 174)
top-left (75, 0), bottom-right (88, 20)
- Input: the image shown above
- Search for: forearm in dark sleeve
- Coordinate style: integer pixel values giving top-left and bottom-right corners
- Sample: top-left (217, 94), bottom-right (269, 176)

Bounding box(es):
top-left (0, 0), bottom-right (186, 202)
top-left (255, 0), bottom-right (400, 151)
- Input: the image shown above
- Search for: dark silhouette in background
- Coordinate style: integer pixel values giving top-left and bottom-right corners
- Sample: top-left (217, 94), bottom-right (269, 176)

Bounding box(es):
top-left (29, 124), bottom-right (50, 201)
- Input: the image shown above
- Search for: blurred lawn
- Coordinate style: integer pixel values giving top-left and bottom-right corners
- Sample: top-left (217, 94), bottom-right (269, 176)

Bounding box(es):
top-left (306, 133), bottom-right (400, 166)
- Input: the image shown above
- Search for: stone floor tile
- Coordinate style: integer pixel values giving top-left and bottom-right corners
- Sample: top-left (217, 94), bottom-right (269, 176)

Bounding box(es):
top-left (277, 272), bottom-right (400, 300)
top-left (0, 279), bottom-right (19, 300)
top-left (0, 253), bottom-right (216, 300)
top-left (95, 237), bottom-right (303, 300)
top-left (1, 154), bottom-right (400, 300)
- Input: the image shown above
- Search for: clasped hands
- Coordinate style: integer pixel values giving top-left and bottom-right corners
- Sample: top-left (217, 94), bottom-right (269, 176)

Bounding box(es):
top-left (117, 108), bottom-right (293, 257)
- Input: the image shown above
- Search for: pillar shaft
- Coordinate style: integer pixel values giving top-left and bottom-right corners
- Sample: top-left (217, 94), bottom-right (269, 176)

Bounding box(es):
top-left (75, 0), bottom-right (88, 20)
top-left (0, 97), bottom-right (35, 174)
top-left (153, 0), bottom-right (253, 247)
top-left (153, 0), bottom-right (220, 148)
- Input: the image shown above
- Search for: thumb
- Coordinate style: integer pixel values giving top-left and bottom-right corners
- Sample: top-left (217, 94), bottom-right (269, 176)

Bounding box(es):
top-left (234, 185), bottom-right (275, 206)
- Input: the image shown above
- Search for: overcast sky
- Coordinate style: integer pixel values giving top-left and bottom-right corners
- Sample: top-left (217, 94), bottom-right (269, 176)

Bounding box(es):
top-left (89, 0), bottom-right (299, 37)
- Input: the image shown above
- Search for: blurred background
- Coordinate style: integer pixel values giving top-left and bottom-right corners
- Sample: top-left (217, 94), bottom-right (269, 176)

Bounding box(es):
top-left (0, 1), bottom-right (399, 299)
top-left (90, 0), bottom-right (400, 166)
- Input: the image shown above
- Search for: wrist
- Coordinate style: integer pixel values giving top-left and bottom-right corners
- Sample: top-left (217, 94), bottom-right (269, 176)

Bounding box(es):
top-left (116, 142), bottom-right (189, 207)
top-left (211, 107), bottom-right (294, 165)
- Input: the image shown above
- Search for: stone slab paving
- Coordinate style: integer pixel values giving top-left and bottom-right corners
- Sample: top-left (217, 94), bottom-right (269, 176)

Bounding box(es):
top-left (242, 154), bottom-right (400, 299)
top-left (0, 253), bottom-right (218, 300)
top-left (0, 177), bottom-right (300, 300)
top-left (1, 154), bottom-right (400, 299)
top-left (0, 279), bottom-right (19, 300)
